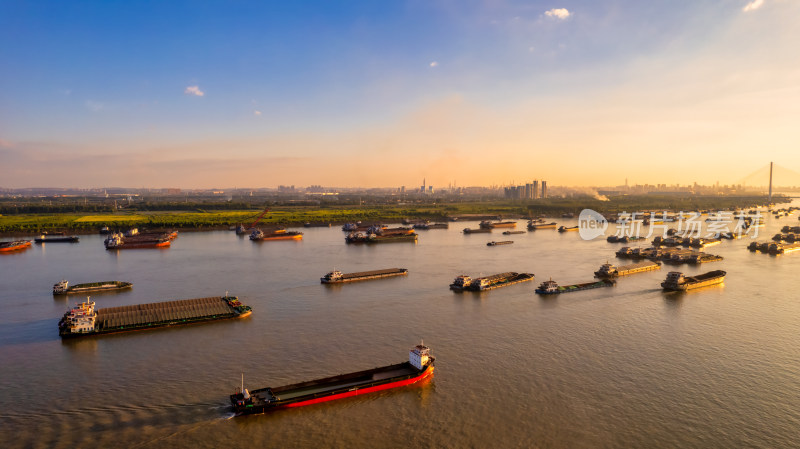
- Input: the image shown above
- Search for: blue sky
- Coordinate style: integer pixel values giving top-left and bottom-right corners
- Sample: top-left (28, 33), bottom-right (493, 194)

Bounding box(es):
top-left (1, 0), bottom-right (798, 188)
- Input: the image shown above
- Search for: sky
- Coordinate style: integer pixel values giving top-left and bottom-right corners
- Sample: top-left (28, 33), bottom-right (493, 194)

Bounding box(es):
top-left (1, 0), bottom-right (799, 189)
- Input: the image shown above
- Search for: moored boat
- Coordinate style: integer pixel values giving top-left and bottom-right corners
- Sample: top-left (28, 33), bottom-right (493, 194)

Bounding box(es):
top-left (104, 232), bottom-right (170, 249)
top-left (463, 227), bottom-right (491, 234)
top-left (661, 270), bottom-right (726, 291)
top-left (0, 240), bottom-right (32, 252)
top-left (230, 342), bottom-right (434, 415)
top-left (346, 232), bottom-right (418, 243)
top-left (487, 241), bottom-right (513, 246)
top-left (35, 233), bottom-right (79, 243)
top-left (528, 222), bottom-right (557, 230)
top-left (557, 226), bottom-right (579, 232)
top-left (480, 220), bottom-right (517, 229)
top-left (53, 280), bottom-right (133, 295)
top-left (250, 228), bottom-right (303, 241)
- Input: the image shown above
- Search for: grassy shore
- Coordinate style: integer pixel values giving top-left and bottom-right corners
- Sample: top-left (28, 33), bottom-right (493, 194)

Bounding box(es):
top-left (0, 195), bottom-right (784, 235)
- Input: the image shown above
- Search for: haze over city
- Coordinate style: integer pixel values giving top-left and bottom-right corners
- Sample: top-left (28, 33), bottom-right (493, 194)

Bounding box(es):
top-left (2, 0), bottom-right (799, 189)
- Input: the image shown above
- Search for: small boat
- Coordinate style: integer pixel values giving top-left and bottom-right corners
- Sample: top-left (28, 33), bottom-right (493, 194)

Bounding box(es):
top-left (557, 226), bottom-right (579, 232)
top-left (487, 241), bottom-right (513, 246)
top-left (502, 230), bottom-right (525, 235)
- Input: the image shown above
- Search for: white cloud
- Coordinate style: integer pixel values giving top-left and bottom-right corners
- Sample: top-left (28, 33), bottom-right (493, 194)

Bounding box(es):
top-left (184, 85), bottom-right (204, 96)
top-left (742, 0), bottom-right (764, 12)
top-left (85, 100), bottom-right (104, 111)
top-left (253, 110), bottom-right (262, 116)
top-left (544, 8), bottom-right (571, 19)
top-left (429, 61), bottom-right (439, 68)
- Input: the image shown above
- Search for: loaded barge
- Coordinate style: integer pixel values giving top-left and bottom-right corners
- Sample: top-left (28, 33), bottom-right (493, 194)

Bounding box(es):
top-left (535, 279), bottom-right (616, 295)
top-left (53, 280), bottom-right (132, 295)
top-left (58, 295), bottom-right (252, 338)
top-left (449, 272), bottom-right (535, 291)
top-left (231, 342), bottom-right (434, 415)
top-left (661, 270), bottom-right (726, 291)
top-left (321, 268), bottom-right (408, 284)
top-left (463, 228), bottom-right (491, 234)
top-left (594, 261), bottom-right (661, 278)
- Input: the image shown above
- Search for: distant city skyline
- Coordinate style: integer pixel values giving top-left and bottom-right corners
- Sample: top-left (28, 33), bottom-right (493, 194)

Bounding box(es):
top-left (2, 1), bottom-right (799, 188)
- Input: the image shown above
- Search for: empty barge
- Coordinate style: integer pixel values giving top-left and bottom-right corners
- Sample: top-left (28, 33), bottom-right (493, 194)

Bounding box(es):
top-left (231, 343), bottom-right (434, 415)
top-left (58, 295), bottom-right (252, 338)
top-left (321, 268), bottom-right (408, 284)
top-left (53, 280), bottom-right (133, 295)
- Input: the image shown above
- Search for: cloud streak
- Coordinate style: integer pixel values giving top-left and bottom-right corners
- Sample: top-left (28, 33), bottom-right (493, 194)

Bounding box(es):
top-left (184, 85), bottom-right (205, 96)
top-left (544, 8), bottom-right (570, 20)
top-left (742, 0), bottom-right (764, 12)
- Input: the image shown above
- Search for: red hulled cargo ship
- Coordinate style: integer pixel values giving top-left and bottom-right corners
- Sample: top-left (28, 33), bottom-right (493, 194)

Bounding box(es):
top-left (230, 342), bottom-right (435, 415)
top-left (0, 240), bottom-right (32, 252)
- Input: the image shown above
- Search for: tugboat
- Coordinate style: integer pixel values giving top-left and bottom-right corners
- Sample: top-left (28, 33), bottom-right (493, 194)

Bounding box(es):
top-left (230, 342), bottom-right (435, 415)
top-left (661, 270), bottom-right (726, 291)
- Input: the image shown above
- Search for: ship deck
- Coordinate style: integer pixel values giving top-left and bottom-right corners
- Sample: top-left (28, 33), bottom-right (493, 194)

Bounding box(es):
top-left (341, 268), bottom-right (407, 279)
top-left (258, 362), bottom-right (419, 401)
top-left (95, 296), bottom-right (237, 330)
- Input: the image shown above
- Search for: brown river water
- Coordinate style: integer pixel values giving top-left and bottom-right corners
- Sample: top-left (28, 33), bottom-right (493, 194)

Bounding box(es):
top-left (1, 208), bottom-right (799, 448)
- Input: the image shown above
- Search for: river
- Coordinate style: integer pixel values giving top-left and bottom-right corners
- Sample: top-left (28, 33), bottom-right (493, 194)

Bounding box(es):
top-left (1, 209), bottom-right (799, 448)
